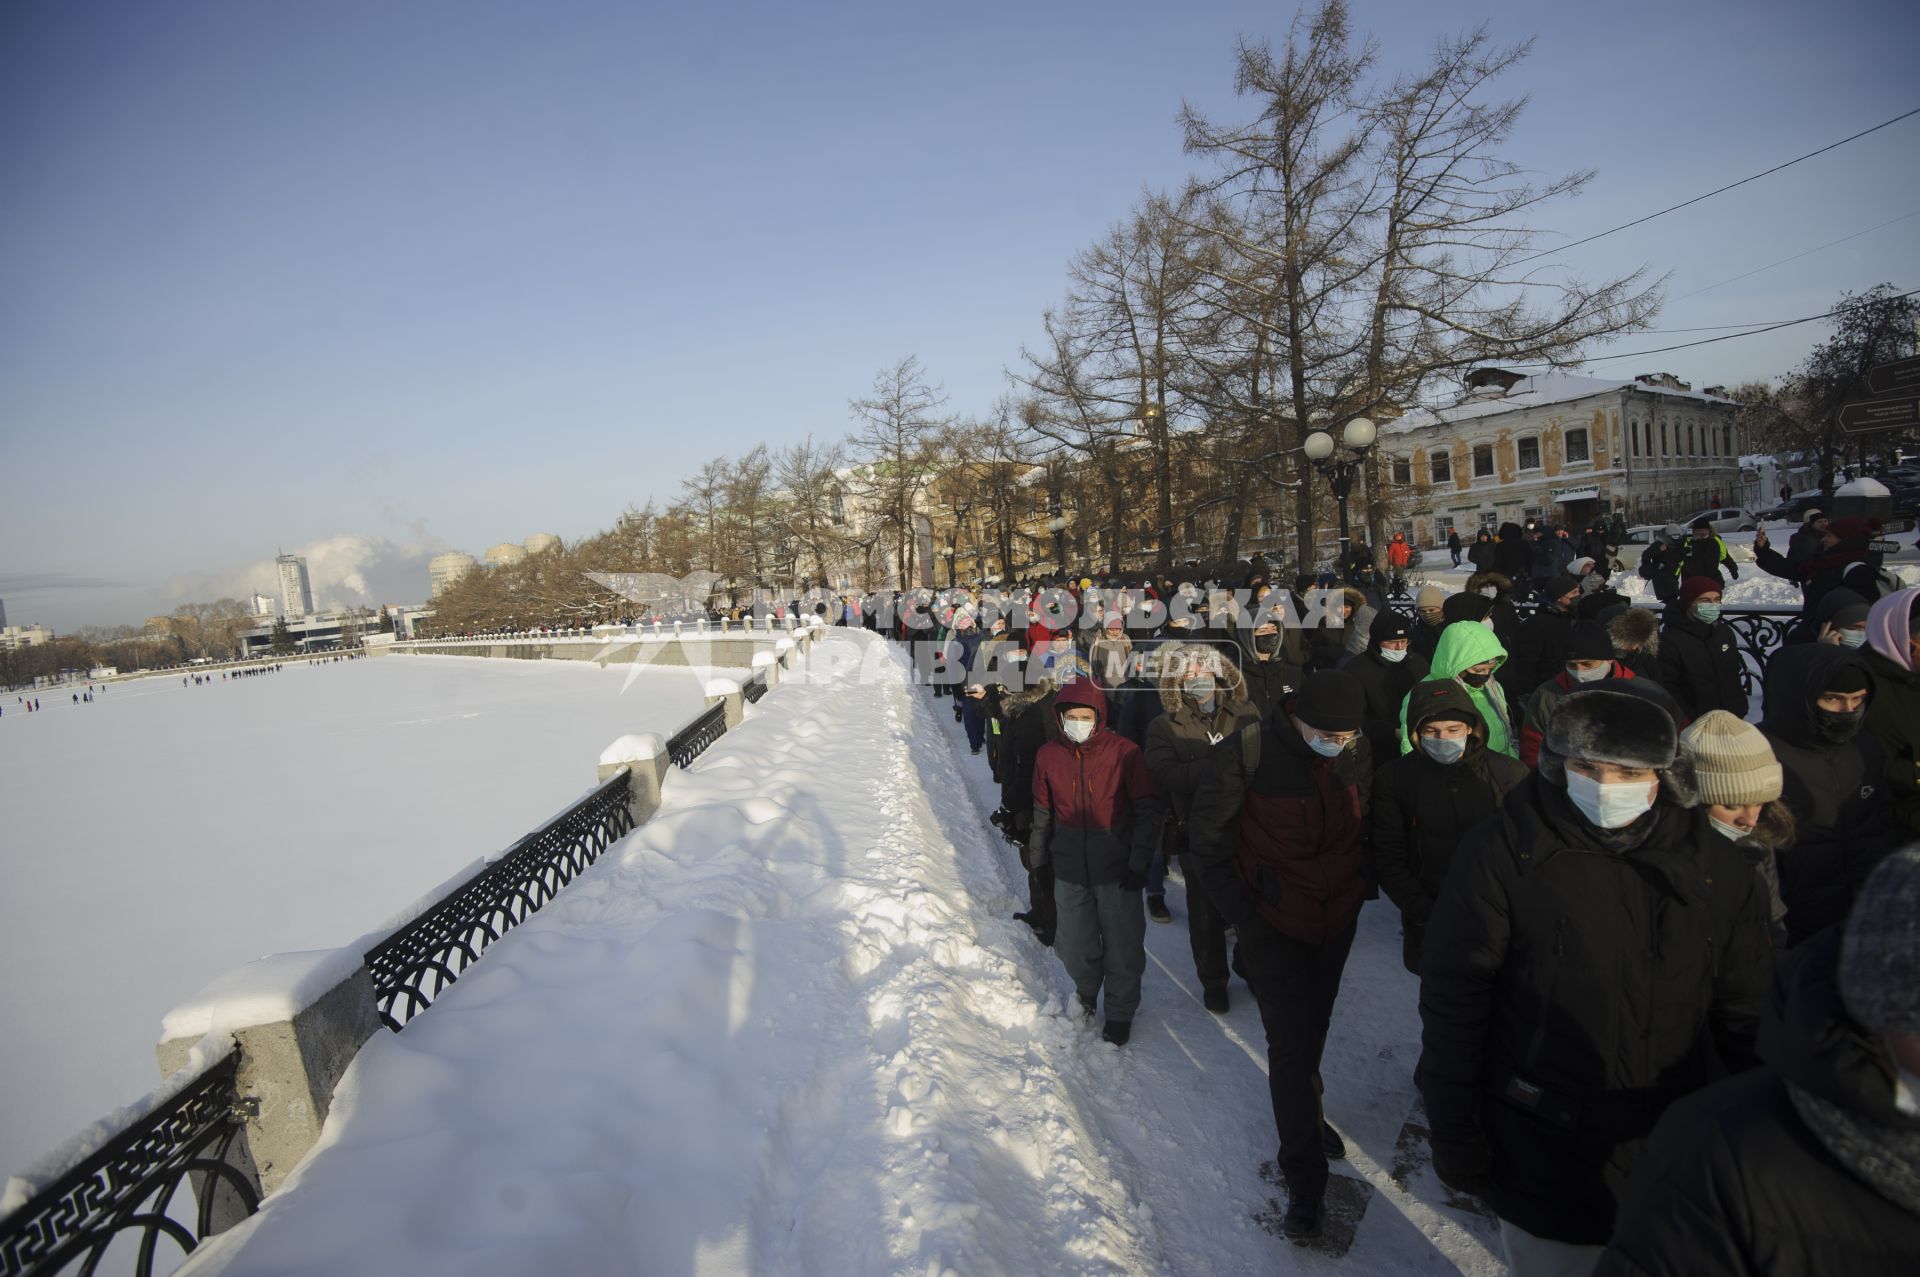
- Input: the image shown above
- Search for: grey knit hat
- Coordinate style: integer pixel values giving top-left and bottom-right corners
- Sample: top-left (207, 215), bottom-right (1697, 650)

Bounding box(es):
top-left (1840, 847), bottom-right (1920, 1034)
top-left (1678, 711), bottom-right (1783, 807)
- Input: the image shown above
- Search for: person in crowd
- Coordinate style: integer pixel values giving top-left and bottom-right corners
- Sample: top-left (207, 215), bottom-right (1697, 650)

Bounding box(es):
top-left (1577, 524), bottom-right (1611, 573)
top-left (1345, 611), bottom-right (1430, 764)
top-left (1572, 560), bottom-right (1629, 620)
top-left (1372, 679), bottom-right (1527, 973)
top-left (1861, 586), bottom-right (1920, 837)
top-left (1027, 679), bottom-right (1163, 1046)
top-left (990, 643), bottom-right (1062, 946)
top-left (1604, 606), bottom-right (1662, 685)
top-left (1681, 518), bottom-right (1739, 587)
top-left (1187, 670), bottom-right (1372, 1241)
top-left (1400, 617), bottom-right (1517, 759)
top-left (1345, 573), bottom-right (1384, 654)
top-left (1493, 522), bottom-right (1533, 598)
top-left (1464, 570), bottom-right (1521, 655)
top-left (1760, 643), bottom-right (1898, 945)
top-left (1303, 586), bottom-right (1365, 672)
top-left (1799, 517), bottom-right (1896, 610)
top-left (1448, 527), bottom-right (1463, 568)
top-left (1340, 538), bottom-right (1374, 582)
top-left (1595, 849), bottom-right (1920, 1277)
top-left (1681, 709), bottom-right (1794, 943)
top-left (1143, 640), bottom-right (1262, 1009)
top-left (1518, 622), bottom-right (1630, 766)
top-left (1788, 586), bottom-right (1871, 646)
top-left (1469, 528), bottom-right (1498, 574)
top-left (1238, 613), bottom-right (1307, 723)
top-left (1388, 531), bottom-right (1413, 580)
top-left (1659, 577), bottom-right (1748, 721)
top-left (1753, 509), bottom-right (1838, 596)
top-left (1410, 584), bottom-right (1448, 661)
top-left (1418, 688), bottom-right (1771, 1276)
top-left (1504, 574), bottom-right (1581, 702)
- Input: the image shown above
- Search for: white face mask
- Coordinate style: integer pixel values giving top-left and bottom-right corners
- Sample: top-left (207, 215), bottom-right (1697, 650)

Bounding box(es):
top-left (1480, 586), bottom-right (1498, 599)
top-left (1565, 769), bottom-right (1656, 829)
top-left (1707, 814), bottom-right (1751, 842)
top-left (1568, 664), bottom-right (1610, 683)
top-left (1838, 629), bottom-right (1867, 649)
top-left (1182, 677), bottom-right (1217, 701)
top-left (1379, 647), bottom-right (1408, 664)
top-left (1062, 718), bottom-right (1095, 744)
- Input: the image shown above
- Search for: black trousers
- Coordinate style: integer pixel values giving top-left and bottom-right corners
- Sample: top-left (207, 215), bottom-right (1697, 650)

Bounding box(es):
top-left (1179, 851), bottom-right (1229, 993)
top-left (1237, 914), bottom-right (1358, 1200)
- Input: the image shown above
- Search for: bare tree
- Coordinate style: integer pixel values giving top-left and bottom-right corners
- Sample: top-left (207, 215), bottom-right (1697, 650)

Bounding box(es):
top-left (773, 435), bottom-right (851, 589)
top-left (848, 356), bottom-right (947, 586)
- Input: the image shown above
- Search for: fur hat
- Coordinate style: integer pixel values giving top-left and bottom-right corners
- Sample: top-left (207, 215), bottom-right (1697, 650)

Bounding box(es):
top-left (1678, 710), bottom-right (1783, 807)
top-left (1465, 570), bottom-right (1511, 597)
top-left (1607, 606), bottom-right (1659, 655)
top-left (1839, 848), bottom-right (1920, 1034)
top-left (1543, 688), bottom-right (1678, 773)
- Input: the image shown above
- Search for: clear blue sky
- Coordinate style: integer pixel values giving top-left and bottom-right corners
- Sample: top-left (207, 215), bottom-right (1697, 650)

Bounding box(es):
top-left (3, 0), bottom-right (1916, 629)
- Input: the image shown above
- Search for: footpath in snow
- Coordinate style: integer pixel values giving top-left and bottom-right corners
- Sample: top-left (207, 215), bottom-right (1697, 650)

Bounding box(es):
top-left (179, 629), bottom-right (1501, 1277)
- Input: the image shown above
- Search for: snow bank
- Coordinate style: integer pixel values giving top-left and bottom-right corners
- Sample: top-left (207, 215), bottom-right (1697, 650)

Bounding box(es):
top-left (160, 950), bottom-right (366, 1044)
top-left (596, 733), bottom-right (664, 766)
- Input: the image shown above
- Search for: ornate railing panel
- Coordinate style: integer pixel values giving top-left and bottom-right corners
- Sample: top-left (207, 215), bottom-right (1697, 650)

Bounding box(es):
top-left (363, 769), bottom-right (636, 1031)
top-left (665, 702), bottom-right (728, 769)
top-left (742, 671), bottom-right (768, 704)
top-left (0, 1049), bottom-right (257, 1277)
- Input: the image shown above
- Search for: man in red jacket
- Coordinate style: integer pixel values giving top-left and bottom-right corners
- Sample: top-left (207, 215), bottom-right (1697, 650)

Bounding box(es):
top-left (1029, 678), bottom-right (1164, 1046)
top-left (1188, 670), bottom-right (1373, 1241)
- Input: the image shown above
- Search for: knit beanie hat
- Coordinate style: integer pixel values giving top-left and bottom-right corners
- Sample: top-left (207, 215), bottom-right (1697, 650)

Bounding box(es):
top-left (1678, 710), bottom-right (1783, 807)
top-left (1679, 576), bottom-right (1722, 609)
top-left (1416, 584), bottom-right (1447, 610)
top-left (1568, 557), bottom-right (1596, 576)
top-left (1566, 622), bottom-right (1614, 663)
top-left (1828, 516), bottom-right (1875, 544)
top-left (1295, 670), bottom-right (1364, 733)
top-left (1839, 847), bottom-right (1920, 1033)
top-left (1369, 611), bottom-right (1412, 644)
top-left (1545, 574), bottom-right (1580, 602)
top-left (1830, 601), bottom-right (1871, 629)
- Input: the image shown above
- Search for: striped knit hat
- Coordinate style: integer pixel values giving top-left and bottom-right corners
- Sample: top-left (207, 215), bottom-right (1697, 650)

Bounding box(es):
top-left (1677, 710), bottom-right (1782, 807)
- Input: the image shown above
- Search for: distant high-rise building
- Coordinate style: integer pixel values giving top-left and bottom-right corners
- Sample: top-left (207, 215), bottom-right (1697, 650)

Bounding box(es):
top-left (484, 543), bottom-right (527, 568)
top-left (277, 554), bottom-right (315, 618)
top-left (250, 592), bottom-right (277, 618)
top-left (0, 597), bottom-right (7, 629)
top-left (523, 532), bottom-right (562, 556)
top-left (429, 552), bottom-right (479, 597)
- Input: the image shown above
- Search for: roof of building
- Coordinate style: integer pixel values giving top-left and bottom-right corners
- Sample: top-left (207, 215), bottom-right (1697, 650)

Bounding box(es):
top-left (1382, 369), bottom-right (1738, 437)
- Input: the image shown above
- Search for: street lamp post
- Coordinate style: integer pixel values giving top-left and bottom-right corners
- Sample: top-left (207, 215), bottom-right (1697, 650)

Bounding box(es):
top-left (1302, 417), bottom-right (1379, 570)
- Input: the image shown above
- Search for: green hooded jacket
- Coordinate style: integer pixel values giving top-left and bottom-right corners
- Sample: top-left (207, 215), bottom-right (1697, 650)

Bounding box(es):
top-left (1399, 620), bottom-right (1517, 757)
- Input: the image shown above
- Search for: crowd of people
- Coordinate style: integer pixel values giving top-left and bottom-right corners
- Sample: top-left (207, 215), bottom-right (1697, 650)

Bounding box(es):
top-left (849, 533), bottom-right (1919, 1272)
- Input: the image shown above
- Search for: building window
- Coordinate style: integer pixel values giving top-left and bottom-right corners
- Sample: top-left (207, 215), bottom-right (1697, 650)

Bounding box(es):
top-left (1433, 518), bottom-right (1455, 544)
top-left (1479, 510), bottom-right (1499, 531)
top-left (1257, 508), bottom-right (1277, 539)
top-left (1473, 444), bottom-right (1495, 479)
top-left (1523, 505), bottom-right (1548, 526)
top-left (1565, 427), bottom-right (1590, 464)
top-left (1516, 436), bottom-right (1541, 471)
top-left (830, 488), bottom-right (846, 524)
top-left (1431, 451), bottom-right (1452, 484)
top-left (1392, 456), bottom-right (1412, 485)
top-left (1659, 421), bottom-right (1669, 458)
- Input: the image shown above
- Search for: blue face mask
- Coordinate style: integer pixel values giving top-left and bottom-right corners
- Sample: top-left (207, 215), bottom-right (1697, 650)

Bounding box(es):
top-left (1419, 736), bottom-right (1467, 764)
top-left (1838, 629), bottom-right (1867, 649)
top-left (1692, 602), bottom-right (1722, 624)
top-left (1307, 734), bottom-right (1347, 758)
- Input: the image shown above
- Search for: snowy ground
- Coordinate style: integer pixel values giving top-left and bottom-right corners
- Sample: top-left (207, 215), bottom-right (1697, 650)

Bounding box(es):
top-left (0, 656), bottom-right (724, 1173)
top-left (177, 631), bottom-right (1501, 1277)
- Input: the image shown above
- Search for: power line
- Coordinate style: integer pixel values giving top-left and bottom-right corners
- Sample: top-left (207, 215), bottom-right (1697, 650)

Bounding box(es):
top-left (1505, 286), bottom-right (1919, 367)
top-left (1670, 208), bottom-right (1920, 303)
top-left (1516, 107), bottom-right (1920, 265)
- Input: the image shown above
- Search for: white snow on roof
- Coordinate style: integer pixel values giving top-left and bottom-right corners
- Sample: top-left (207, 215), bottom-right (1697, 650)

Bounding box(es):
top-left (1384, 371), bottom-right (1737, 435)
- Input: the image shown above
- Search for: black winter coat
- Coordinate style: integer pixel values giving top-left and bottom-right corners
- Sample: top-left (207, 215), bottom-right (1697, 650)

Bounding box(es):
top-left (1468, 538), bottom-right (1497, 572)
top-left (1143, 680), bottom-right (1261, 838)
top-left (990, 676), bottom-right (1057, 814)
top-left (1417, 776), bottom-right (1771, 1245)
top-left (1409, 616), bottom-right (1445, 662)
top-left (1371, 728), bottom-right (1527, 940)
top-left (1504, 605), bottom-right (1576, 703)
top-left (1657, 611), bottom-right (1747, 720)
top-left (1596, 928), bottom-right (1920, 1277)
top-left (1344, 642), bottom-right (1430, 765)
top-left (1238, 653), bottom-right (1304, 722)
top-left (1760, 643), bottom-right (1899, 943)
top-left (1862, 645), bottom-right (1920, 838)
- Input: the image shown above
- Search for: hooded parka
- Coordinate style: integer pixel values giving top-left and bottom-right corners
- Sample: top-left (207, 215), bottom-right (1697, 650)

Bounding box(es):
top-left (1397, 621), bottom-right (1517, 758)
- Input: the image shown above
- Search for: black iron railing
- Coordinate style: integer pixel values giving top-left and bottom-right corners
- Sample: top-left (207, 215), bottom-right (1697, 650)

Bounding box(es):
top-left (0, 1049), bottom-right (258, 1277)
top-left (363, 768), bottom-right (637, 1031)
top-left (665, 702), bottom-right (727, 769)
top-left (742, 670), bottom-right (769, 704)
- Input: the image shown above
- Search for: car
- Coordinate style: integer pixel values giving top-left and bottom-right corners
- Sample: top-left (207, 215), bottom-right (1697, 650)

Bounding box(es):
top-left (1610, 524), bottom-right (1673, 572)
top-left (1756, 491), bottom-right (1829, 523)
top-left (1681, 507), bottom-right (1760, 534)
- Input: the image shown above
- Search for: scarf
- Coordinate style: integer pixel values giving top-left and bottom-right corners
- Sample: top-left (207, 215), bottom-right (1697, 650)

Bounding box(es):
top-left (1789, 1083), bottom-right (1920, 1218)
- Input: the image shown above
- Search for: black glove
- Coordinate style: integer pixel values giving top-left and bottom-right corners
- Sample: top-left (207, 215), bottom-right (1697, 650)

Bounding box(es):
top-left (1431, 1137), bottom-right (1495, 1196)
top-left (1120, 868), bottom-right (1147, 893)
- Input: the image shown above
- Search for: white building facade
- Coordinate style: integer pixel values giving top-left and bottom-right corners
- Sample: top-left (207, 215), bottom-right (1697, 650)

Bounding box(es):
top-left (1379, 369), bottom-right (1746, 544)
top-left (276, 554), bottom-right (315, 617)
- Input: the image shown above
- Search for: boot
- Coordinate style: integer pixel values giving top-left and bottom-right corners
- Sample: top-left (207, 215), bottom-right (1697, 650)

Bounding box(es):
top-left (1281, 1192), bottom-right (1323, 1241)
top-left (1147, 895), bottom-right (1171, 923)
top-left (1321, 1121), bottom-right (1346, 1160)
top-left (1202, 987), bottom-right (1230, 1015)
top-left (1101, 1018), bottom-right (1132, 1046)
